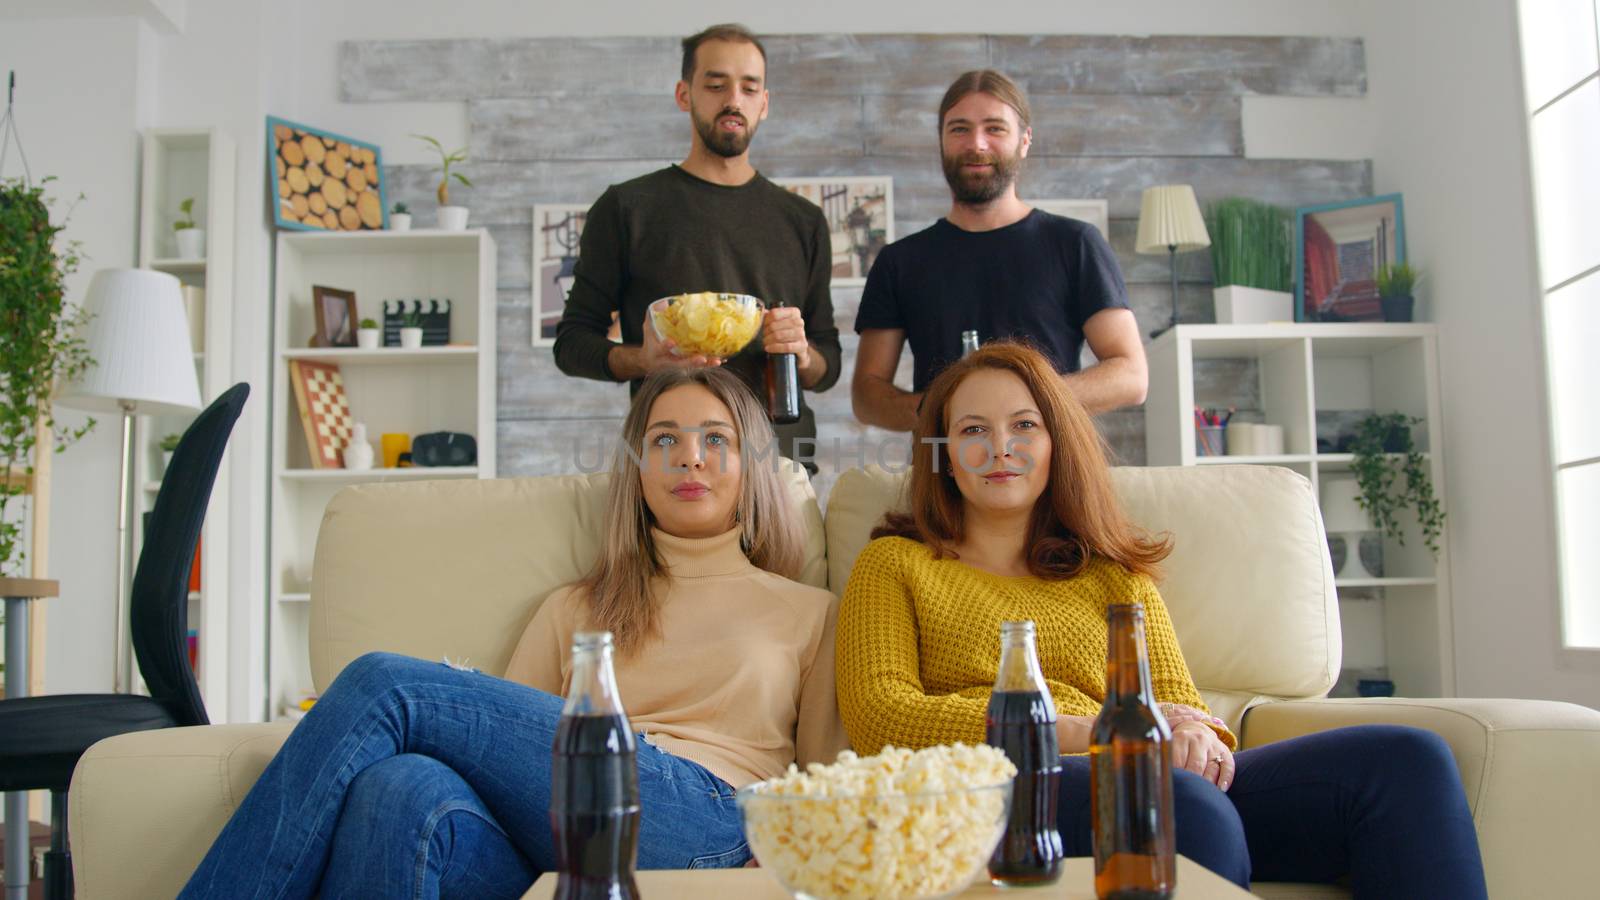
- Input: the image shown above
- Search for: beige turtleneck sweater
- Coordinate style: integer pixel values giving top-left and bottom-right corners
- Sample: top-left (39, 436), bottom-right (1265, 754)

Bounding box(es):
top-left (504, 526), bottom-right (847, 789)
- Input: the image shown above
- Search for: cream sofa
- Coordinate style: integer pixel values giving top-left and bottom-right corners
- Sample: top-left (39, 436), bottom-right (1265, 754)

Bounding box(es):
top-left (70, 465), bottom-right (1600, 898)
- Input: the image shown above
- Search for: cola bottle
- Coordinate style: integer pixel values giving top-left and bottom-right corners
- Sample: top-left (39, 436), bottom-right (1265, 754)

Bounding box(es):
top-left (985, 620), bottom-right (1065, 886)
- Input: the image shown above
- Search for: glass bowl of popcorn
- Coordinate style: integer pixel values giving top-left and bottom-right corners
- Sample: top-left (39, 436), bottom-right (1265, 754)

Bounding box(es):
top-left (737, 745), bottom-right (1016, 900)
top-left (648, 292), bottom-right (765, 359)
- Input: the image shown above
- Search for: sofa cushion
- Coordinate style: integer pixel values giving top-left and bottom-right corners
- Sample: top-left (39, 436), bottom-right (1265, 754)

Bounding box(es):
top-left (310, 465), bottom-right (825, 690)
top-left (823, 464), bottom-right (1339, 701)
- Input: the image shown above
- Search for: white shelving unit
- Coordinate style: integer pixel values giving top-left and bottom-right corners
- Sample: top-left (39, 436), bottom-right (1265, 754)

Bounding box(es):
top-left (269, 229), bottom-right (497, 719)
top-left (1145, 323), bottom-right (1453, 697)
top-left (133, 127), bottom-right (236, 719)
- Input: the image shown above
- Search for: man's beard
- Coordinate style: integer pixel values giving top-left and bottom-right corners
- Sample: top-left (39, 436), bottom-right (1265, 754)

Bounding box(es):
top-left (693, 103), bottom-right (758, 158)
top-left (942, 149), bottom-right (1022, 204)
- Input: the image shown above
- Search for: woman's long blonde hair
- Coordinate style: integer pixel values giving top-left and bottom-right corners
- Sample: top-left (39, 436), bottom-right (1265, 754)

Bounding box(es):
top-left (577, 367), bottom-right (805, 653)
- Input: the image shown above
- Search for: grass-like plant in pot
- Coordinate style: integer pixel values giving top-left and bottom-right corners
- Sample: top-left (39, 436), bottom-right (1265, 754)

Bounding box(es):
top-left (1375, 262), bottom-right (1420, 322)
top-left (0, 176), bottom-right (96, 578)
top-left (1348, 412), bottom-right (1444, 556)
top-left (1205, 198), bottom-right (1292, 323)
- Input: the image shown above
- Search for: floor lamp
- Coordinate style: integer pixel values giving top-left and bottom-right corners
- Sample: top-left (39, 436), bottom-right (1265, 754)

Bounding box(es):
top-left (56, 268), bottom-right (201, 693)
top-left (1136, 185), bottom-right (1211, 339)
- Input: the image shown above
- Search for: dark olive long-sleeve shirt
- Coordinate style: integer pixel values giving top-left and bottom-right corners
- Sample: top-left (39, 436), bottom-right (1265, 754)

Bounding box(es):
top-left (553, 166), bottom-right (841, 462)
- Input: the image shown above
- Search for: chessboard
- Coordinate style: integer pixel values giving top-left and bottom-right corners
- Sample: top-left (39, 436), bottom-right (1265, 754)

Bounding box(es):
top-left (288, 359), bottom-right (353, 469)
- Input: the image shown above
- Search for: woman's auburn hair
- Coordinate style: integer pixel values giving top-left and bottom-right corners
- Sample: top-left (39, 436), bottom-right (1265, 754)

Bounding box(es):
top-left (871, 340), bottom-right (1171, 579)
top-left (576, 367), bottom-right (805, 654)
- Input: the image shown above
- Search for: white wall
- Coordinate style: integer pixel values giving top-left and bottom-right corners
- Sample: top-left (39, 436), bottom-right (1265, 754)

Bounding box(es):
top-left (1364, 0), bottom-right (1600, 704)
top-left (7, 0), bottom-right (1595, 711)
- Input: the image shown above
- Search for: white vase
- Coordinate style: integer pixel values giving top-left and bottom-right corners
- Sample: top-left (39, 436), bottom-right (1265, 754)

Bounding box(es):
top-left (1213, 285), bottom-right (1293, 324)
top-left (437, 206), bottom-right (469, 230)
top-left (389, 213), bottom-right (412, 232)
top-left (161, 450), bottom-right (175, 472)
top-left (399, 326), bottom-right (424, 349)
top-left (357, 328), bottom-right (380, 349)
top-left (344, 423), bottom-right (375, 470)
top-left (175, 228), bottom-right (206, 259)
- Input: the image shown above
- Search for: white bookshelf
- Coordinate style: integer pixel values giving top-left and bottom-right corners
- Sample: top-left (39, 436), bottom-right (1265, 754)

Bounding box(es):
top-left (132, 127), bottom-right (236, 719)
top-left (269, 228), bottom-right (497, 720)
top-left (1145, 323), bottom-right (1453, 697)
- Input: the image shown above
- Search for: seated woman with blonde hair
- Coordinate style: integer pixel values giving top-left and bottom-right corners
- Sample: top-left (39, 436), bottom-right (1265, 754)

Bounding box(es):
top-left (835, 341), bottom-right (1486, 898)
top-left (180, 367), bottom-right (844, 899)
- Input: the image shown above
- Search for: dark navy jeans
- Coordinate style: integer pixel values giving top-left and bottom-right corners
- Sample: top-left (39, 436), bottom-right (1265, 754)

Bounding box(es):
top-left (1057, 724), bottom-right (1488, 899)
top-left (178, 652), bottom-right (750, 900)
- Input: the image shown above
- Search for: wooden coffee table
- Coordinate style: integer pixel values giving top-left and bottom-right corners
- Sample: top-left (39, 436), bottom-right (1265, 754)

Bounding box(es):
top-left (523, 856), bottom-right (1254, 898)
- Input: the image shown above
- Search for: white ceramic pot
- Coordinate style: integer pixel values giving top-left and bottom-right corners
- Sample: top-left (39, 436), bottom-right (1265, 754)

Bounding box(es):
top-left (357, 328), bottom-right (381, 350)
top-left (399, 326), bottom-right (424, 349)
top-left (175, 228), bottom-right (206, 260)
top-left (1213, 285), bottom-right (1293, 324)
top-left (437, 206), bottom-right (469, 231)
top-left (161, 450), bottom-right (175, 472)
top-left (389, 213), bottom-right (412, 232)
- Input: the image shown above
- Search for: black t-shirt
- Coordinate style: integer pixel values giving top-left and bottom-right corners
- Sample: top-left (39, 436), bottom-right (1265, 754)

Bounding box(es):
top-left (854, 209), bottom-right (1130, 392)
top-left (553, 166), bottom-right (841, 456)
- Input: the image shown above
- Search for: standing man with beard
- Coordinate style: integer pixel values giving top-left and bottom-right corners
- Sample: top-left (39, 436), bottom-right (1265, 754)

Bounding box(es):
top-left (851, 70), bottom-right (1147, 432)
top-left (554, 23), bottom-right (840, 470)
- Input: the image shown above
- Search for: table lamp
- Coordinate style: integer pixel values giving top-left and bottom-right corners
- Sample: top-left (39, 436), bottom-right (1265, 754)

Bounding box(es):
top-left (56, 268), bottom-right (201, 692)
top-left (1319, 476), bottom-right (1378, 580)
top-left (1135, 184), bottom-right (1211, 339)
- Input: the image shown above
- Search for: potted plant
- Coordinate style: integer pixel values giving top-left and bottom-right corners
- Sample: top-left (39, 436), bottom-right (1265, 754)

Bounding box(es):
top-left (413, 133), bottom-right (471, 230)
top-left (1204, 198), bottom-right (1292, 323)
top-left (173, 197), bottom-right (205, 259)
top-left (1348, 412), bottom-right (1445, 556)
top-left (399, 311), bottom-right (424, 349)
top-left (389, 201), bottom-right (412, 232)
top-left (159, 433), bottom-right (181, 472)
top-left (1376, 262), bottom-right (1420, 322)
top-left (0, 177), bottom-right (96, 578)
top-left (357, 316), bottom-right (381, 349)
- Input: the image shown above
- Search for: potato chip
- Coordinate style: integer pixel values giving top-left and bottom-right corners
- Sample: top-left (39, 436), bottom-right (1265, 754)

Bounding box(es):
top-left (650, 292), bottom-right (763, 358)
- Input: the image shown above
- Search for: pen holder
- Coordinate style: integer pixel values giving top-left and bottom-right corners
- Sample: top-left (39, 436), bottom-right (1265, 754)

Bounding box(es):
top-left (1196, 425), bottom-right (1226, 457)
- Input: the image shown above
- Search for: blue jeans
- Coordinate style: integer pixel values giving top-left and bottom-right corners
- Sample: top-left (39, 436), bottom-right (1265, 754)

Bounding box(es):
top-left (1056, 725), bottom-right (1488, 899)
top-left (179, 652), bottom-right (751, 900)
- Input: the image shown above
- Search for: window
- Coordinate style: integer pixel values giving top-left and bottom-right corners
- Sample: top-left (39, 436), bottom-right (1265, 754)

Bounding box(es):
top-left (1520, 0), bottom-right (1600, 647)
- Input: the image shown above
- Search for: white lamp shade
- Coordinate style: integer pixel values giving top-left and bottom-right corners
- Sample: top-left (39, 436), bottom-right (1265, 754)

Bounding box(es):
top-left (1319, 476), bottom-right (1374, 533)
top-left (1135, 184), bottom-right (1211, 254)
top-left (56, 268), bottom-right (202, 416)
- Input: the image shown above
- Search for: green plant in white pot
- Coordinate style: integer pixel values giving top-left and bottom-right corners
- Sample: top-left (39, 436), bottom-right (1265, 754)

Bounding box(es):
top-left (413, 134), bottom-right (471, 230)
top-left (173, 196), bottom-right (205, 259)
top-left (0, 176), bottom-right (96, 578)
top-left (1205, 198), bottom-right (1292, 324)
top-left (357, 316), bottom-right (381, 349)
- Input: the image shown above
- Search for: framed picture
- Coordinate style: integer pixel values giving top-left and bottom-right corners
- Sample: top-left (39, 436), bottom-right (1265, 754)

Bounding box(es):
top-left (1294, 194), bottom-right (1406, 322)
top-left (772, 176), bottom-right (895, 286)
top-left (312, 285), bottom-right (358, 347)
top-left (1032, 199), bottom-right (1110, 240)
top-left (267, 116), bottom-right (387, 232)
top-left (531, 204), bottom-right (591, 347)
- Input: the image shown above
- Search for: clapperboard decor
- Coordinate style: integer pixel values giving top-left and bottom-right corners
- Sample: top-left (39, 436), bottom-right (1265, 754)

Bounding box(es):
top-left (382, 298), bottom-right (452, 346)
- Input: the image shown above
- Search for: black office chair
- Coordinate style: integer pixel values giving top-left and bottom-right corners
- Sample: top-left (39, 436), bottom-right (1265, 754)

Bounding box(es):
top-left (0, 382), bottom-right (248, 900)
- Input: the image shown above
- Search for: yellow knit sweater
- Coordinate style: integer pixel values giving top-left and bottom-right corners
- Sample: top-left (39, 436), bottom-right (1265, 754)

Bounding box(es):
top-left (836, 536), bottom-right (1236, 755)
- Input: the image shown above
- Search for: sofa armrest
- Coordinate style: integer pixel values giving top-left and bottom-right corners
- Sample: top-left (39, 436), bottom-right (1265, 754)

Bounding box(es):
top-left (1240, 697), bottom-right (1600, 899)
top-left (69, 722), bottom-right (292, 900)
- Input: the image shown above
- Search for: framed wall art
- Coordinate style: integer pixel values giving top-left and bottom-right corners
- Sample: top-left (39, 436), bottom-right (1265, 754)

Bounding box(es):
top-left (1294, 194), bottom-right (1406, 322)
top-left (531, 203), bottom-right (590, 347)
top-left (267, 116), bottom-right (388, 232)
top-left (1032, 198), bottom-right (1110, 240)
top-left (773, 176), bottom-right (895, 286)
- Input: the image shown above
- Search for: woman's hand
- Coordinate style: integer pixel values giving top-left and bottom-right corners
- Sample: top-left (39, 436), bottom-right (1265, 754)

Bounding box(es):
top-left (1159, 702), bottom-right (1226, 730)
top-left (1170, 720), bottom-right (1234, 791)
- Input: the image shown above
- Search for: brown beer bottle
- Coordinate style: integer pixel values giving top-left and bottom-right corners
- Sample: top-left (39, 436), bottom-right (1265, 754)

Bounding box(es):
top-left (766, 300), bottom-right (801, 425)
top-left (1089, 604), bottom-right (1176, 900)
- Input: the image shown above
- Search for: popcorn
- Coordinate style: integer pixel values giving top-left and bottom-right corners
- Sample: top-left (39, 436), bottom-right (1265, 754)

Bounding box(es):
top-left (738, 744), bottom-right (1016, 900)
top-left (649, 293), bottom-right (763, 358)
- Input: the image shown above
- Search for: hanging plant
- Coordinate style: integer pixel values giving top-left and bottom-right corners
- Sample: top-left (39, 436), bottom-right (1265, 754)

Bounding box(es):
top-left (1347, 412), bottom-right (1444, 556)
top-left (0, 176), bottom-right (96, 576)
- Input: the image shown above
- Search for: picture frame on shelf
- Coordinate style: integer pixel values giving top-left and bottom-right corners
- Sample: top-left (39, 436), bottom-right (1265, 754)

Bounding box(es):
top-left (1294, 194), bottom-right (1406, 322)
top-left (531, 204), bottom-right (589, 347)
top-left (1031, 198), bottom-right (1109, 240)
top-left (267, 116), bottom-right (388, 232)
top-left (311, 285), bottom-right (358, 347)
top-left (772, 176), bottom-right (894, 286)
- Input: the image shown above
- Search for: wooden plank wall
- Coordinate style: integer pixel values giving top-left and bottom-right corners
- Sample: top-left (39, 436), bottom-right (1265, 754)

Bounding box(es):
top-left (342, 33), bottom-right (1370, 505)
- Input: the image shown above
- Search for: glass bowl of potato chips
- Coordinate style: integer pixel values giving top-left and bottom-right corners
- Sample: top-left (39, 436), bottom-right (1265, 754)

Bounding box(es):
top-left (649, 292), bottom-right (765, 359)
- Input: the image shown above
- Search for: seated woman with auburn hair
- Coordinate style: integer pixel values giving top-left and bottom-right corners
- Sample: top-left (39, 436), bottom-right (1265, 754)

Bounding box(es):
top-left (835, 341), bottom-right (1486, 898)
